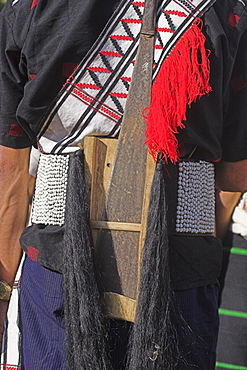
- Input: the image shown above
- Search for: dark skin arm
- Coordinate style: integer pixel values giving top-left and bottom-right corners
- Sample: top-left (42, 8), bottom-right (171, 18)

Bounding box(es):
top-left (0, 145), bottom-right (31, 344)
top-left (216, 159), bottom-right (247, 193)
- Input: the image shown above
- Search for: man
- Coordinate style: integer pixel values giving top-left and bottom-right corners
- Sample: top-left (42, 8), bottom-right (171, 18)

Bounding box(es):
top-left (0, 0), bottom-right (247, 369)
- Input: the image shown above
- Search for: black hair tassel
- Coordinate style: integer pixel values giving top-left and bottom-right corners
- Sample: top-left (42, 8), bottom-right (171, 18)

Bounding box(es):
top-left (127, 157), bottom-right (180, 370)
top-left (63, 149), bottom-right (112, 370)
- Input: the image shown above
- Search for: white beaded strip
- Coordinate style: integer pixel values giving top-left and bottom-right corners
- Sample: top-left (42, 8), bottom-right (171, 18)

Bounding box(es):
top-left (31, 153), bottom-right (70, 226)
top-left (176, 161), bottom-right (215, 234)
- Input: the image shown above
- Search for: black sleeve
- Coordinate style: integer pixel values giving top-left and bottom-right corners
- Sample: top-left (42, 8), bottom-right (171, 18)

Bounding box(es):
top-left (0, 0), bottom-right (32, 148)
top-left (222, 13), bottom-right (247, 162)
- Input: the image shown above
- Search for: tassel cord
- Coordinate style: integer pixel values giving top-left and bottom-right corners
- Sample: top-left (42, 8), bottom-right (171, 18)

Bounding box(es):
top-left (63, 150), bottom-right (112, 370)
top-left (145, 19), bottom-right (212, 163)
top-left (127, 158), bottom-right (179, 369)
top-left (127, 159), bottom-right (196, 369)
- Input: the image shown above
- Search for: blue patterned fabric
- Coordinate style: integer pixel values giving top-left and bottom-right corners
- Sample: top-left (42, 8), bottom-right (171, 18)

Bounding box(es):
top-left (20, 257), bottom-right (66, 370)
top-left (19, 257), bottom-right (219, 369)
top-left (173, 285), bottom-right (219, 369)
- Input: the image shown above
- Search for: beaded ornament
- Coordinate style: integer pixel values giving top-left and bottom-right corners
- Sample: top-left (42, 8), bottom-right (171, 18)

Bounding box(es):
top-left (31, 153), bottom-right (70, 226)
top-left (176, 160), bottom-right (215, 234)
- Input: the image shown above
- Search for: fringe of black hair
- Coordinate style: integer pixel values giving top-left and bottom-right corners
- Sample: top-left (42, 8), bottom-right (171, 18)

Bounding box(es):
top-left (127, 158), bottom-right (181, 370)
top-left (63, 149), bottom-right (112, 370)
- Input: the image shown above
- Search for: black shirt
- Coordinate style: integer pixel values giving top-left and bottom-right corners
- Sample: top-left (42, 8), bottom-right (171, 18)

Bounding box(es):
top-left (0, 0), bottom-right (119, 147)
top-left (1, 0), bottom-right (247, 290)
top-left (1, 0), bottom-right (247, 162)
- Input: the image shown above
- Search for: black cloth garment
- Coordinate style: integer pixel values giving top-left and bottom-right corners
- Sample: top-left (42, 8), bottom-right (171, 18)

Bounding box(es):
top-left (20, 256), bottom-right (219, 370)
top-left (1, 0), bottom-right (247, 291)
top-left (1, 0), bottom-right (247, 162)
top-left (0, 0), bottom-right (119, 147)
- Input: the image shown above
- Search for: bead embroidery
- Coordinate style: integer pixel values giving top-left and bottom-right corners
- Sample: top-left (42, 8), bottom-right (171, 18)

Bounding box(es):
top-left (176, 160), bottom-right (215, 234)
top-left (31, 154), bottom-right (70, 226)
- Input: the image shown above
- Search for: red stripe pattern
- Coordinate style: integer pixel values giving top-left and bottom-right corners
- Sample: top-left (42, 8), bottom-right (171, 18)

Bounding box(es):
top-left (228, 12), bottom-right (240, 27)
top-left (30, 0), bottom-right (38, 9)
top-left (9, 124), bottom-right (24, 137)
top-left (43, 0), bottom-right (215, 156)
top-left (163, 9), bottom-right (187, 16)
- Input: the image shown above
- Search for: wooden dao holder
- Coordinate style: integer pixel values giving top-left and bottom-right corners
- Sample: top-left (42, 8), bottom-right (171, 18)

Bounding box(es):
top-left (84, 0), bottom-right (158, 323)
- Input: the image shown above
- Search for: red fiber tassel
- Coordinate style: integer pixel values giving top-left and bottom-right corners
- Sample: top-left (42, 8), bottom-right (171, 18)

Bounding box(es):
top-left (145, 18), bottom-right (212, 163)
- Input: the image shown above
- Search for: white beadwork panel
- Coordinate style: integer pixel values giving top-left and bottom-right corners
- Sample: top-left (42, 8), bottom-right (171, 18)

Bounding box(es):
top-left (31, 154), bottom-right (70, 226)
top-left (176, 161), bottom-right (215, 234)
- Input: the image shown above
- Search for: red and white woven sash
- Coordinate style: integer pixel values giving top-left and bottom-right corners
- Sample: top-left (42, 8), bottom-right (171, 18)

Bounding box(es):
top-left (38, 0), bottom-right (216, 157)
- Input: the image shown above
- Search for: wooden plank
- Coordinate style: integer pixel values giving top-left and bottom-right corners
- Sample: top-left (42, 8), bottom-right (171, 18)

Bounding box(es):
top-left (90, 138), bottom-right (118, 221)
top-left (137, 153), bottom-right (156, 290)
top-left (94, 0), bottom-right (157, 304)
top-left (91, 221), bottom-right (142, 232)
top-left (84, 0), bottom-right (158, 319)
top-left (103, 292), bottom-right (137, 323)
top-left (96, 230), bottom-right (140, 299)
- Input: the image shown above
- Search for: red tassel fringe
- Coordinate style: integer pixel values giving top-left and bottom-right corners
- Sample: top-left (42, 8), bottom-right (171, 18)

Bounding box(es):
top-left (145, 18), bottom-right (212, 163)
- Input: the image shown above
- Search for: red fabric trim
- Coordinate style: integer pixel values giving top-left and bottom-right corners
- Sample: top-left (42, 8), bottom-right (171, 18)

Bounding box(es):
top-left (26, 246), bottom-right (39, 262)
top-left (110, 92), bottom-right (128, 98)
top-left (30, 0), bottom-right (38, 9)
top-left (99, 51), bottom-right (123, 57)
top-left (163, 10), bottom-right (187, 17)
top-left (110, 35), bottom-right (133, 41)
top-left (62, 62), bottom-right (79, 77)
top-left (121, 18), bottom-right (142, 24)
top-left (87, 67), bottom-right (112, 73)
top-left (131, 2), bottom-right (145, 6)
top-left (228, 12), bottom-right (240, 27)
top-left (121, 77), bottom-right (132, 82)
top-left (71, 82), bottom-right (101, 90)
top-left (68, 88), bottom-right (122, 122)
top-left (179, 0), bottom-right (204, 17)
top-left (8, 124), bottom-right (24, 137)
top-left (29, 74), bottom-right (36, 79)
top-left (156, 27), bottom-right (174, 33)
top-left (231, 75), bottom-right (247, 93)
top-left (100, 106), bottom-right (122, 121)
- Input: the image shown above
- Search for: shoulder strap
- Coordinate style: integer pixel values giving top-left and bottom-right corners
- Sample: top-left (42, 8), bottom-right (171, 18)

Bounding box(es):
top-left (37, 0), bottom-right (216, 154)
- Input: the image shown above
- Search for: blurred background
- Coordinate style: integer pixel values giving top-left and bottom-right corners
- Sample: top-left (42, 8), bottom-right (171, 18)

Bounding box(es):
top-left (0, 0), bottom-right (6, 11)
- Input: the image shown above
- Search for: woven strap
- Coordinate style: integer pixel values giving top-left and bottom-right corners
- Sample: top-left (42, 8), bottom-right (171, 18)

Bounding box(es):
top-left (37, 0), bottom-right (216, 154)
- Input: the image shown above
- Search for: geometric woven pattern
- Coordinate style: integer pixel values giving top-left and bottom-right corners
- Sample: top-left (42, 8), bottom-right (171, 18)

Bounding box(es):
top-left (38, 0), bottom-right (216, 154)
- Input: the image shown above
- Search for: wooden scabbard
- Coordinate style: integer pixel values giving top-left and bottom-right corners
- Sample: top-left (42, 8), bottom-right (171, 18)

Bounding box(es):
top-left (85, 0), bottom-right (158, 322)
